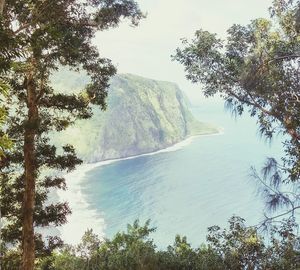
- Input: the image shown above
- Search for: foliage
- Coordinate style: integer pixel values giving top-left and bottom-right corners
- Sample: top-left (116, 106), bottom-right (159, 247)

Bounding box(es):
top-left (28, 218), bottom-right (300, 270)
top-left (173, 0), bottom-right (300, 223)
top-left (0, 0), bottom-right (143, 268)
top-left (0, 78), bottom-right (12, 157)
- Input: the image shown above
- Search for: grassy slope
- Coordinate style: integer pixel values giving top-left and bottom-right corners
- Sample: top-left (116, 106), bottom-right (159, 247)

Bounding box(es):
top-left (50, 71), bottom-right (218, 162)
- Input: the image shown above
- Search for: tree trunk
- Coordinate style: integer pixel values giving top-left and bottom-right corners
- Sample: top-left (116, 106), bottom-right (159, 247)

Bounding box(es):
top-left (0, 0), bottom-right (5, 15)
top-left (21, 70), bottom-right (38, 270)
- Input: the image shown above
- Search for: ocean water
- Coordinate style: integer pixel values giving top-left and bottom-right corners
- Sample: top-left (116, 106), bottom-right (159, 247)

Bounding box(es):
top-left (59, 98), bottom-right (283, 248)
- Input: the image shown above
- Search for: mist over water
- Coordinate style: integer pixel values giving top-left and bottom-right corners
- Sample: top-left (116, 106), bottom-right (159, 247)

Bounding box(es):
top-left (61, 98), bottom-right (283, 247)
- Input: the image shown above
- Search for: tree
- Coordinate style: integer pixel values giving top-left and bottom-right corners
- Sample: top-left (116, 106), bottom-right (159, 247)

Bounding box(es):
top-left (206, 216), bottom-right (300, 269)
top-left (95, 220), bottom-right (158, 270)
top-left (36, 219), bottom-right (300, 270)
top-left (0, 1), bottom-right (144, 269)
top-left (44, 220), bottom-right (159, 270)
top-left (0, 2), bottom-right (13, 157)
top-left (174, 0), bottom-right (300, 224)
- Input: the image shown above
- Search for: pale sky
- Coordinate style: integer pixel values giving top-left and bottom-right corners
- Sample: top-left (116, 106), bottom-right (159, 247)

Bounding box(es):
top-left (94, 0), bottom-right (273, 104)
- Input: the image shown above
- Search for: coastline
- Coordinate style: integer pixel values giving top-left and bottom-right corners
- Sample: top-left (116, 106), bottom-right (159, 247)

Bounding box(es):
top-left (57, 128), bottom-right (224, 244)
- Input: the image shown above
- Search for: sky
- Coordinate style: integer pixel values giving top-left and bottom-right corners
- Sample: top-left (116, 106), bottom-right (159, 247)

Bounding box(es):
top-left (94, 0), bottom-right (273, 104)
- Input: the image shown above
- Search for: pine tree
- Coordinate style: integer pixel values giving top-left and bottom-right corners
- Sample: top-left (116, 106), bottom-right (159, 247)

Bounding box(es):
top-left (0, 1), bottom-right (144, 269)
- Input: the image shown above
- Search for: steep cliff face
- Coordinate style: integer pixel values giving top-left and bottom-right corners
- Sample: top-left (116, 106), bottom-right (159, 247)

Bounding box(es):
top-left (51, 73), bottom-right (218, 162)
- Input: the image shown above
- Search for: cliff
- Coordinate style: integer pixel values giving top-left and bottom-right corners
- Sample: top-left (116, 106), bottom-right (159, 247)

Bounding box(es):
top-left (51, 73), bottom-right (218, 162)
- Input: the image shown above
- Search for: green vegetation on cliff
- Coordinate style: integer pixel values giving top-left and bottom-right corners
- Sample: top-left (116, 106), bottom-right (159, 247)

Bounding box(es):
top-left (51, 72), bottom-right (218, 162)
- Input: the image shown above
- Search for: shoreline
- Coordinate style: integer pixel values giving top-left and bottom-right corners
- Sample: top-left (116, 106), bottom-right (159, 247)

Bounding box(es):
top-left (57, 128), bottom-right (224, 244)
top-left (87, 128), bottom-right (224, 166)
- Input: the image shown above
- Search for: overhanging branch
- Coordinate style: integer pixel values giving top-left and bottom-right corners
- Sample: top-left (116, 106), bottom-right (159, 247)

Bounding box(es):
top-left (269, 54), bottom-right (300, 63)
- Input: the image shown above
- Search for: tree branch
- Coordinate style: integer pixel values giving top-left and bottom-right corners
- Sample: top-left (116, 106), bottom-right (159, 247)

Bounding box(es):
top-left (13, 20), bottom-right (99, 36)
top-left (263, 206), bottom-right (300, 224)
top-left (12, 1), bottom-right (55, 35)
top-left (13, 23), bottom-right (31, 35)
top-left (226, 88), bottom-right (275, 117)
top-left (269, 54), bottom-right (300, 63)
top-left (227, 89), bottom-right (300, 141)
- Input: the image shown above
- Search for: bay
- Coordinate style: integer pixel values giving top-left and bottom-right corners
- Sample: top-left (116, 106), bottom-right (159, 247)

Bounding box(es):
top-left (63, 98), bottom-right (283, 248)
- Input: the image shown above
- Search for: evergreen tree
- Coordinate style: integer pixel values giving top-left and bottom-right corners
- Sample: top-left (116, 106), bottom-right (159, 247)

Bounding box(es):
top-left (0, 1), bottom-right (143, 269)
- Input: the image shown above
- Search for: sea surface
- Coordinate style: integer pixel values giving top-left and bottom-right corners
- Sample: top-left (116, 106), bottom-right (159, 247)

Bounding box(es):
top-left (59, 98), bottom-right (283, 248)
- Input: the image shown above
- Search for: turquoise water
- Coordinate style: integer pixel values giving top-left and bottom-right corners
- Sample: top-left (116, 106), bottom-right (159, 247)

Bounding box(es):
top-left (80, 99), bottom-right (283, 247)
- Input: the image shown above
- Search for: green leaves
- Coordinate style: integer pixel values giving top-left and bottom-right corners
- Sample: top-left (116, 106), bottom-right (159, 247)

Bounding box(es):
top-left (0, 79), bottom-right (12, 157)
top-left (174, 0), bottom-right (300, 182)
top-left (174, 0), bottom-right (300, 232)
top-left (0, 0), bottom-right (144, 266)
top-left (0, 78), bottom-right (10, 96)
top-left (0, 133), bottom-right (13, 157)
top-left (93, 0), bottom-right (145, 30)
top-left (33, 218), bottom-right (300, 270)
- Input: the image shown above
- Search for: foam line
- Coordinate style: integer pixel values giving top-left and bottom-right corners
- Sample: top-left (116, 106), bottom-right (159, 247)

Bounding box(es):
top-left (58, 130), bottom-right (224, 244)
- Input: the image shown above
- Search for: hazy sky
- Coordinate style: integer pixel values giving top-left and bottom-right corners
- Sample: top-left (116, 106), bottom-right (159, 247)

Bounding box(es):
top-left (94, 0), bottom-right (273, 103)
